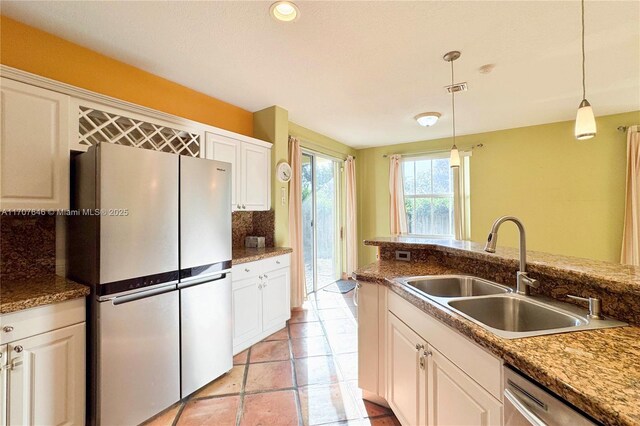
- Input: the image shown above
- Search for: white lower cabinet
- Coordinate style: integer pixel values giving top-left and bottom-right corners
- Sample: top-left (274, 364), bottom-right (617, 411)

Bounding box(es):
top-left (387, 313), bottom-right (426, 426)
top-left (364, 289), bottom-right (504, 426)
top-left (232, 254), bottom-right (291, 353)
top-left (261, 267), bottom-right (290, 331)
top-left (428, 347), bottom-right (502, 426)
top-left (0, 298), bottom-right (86, 426)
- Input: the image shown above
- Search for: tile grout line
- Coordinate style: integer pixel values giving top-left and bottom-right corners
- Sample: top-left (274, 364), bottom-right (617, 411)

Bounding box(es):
top-left (287, 320), bottom-right (305, 426)
top-left (235, 346), bottom-right (252, 426)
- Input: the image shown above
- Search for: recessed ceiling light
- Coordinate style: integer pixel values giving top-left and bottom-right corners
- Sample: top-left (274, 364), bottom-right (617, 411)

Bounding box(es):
top-left (414, 112), bottom-right (441, 127)
top-left (270, 1), bottom-right (300, 22)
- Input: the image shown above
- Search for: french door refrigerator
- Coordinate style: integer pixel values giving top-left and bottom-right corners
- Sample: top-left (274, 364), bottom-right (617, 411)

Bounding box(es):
top-left (68, 143), bottom-right (232, 425)
top-left (179, 155), bottom-right (232, 397)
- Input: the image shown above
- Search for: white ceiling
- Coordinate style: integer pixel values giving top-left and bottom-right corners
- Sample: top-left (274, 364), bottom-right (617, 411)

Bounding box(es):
top-left (2, 1), bottom-right (639, 148)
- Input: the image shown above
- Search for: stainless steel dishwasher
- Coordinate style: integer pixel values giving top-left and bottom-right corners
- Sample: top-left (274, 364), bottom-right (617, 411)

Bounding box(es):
top-left (504, 366), bottom-right (599, 425)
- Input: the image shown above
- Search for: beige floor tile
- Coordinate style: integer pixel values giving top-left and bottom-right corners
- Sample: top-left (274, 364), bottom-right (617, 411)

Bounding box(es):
top-left (245, 360), bottom-right (294, 392)
top-left (249, 340), bottom-right (291, 363)
top-left (240, 390), bottom-right (299, 426)
top-left (290, 321), bottom-right (325, 338)
top-left (294, 355), bottom-right (341, 386)
top-left (194, 365), bottom-right (245, 398)
top-left (298, 382), bottom-right (361, 426)
top-left (142, 403), bottom-right (182, 426)
top-left (177, 395), bottom-right (239, 426)
top-left (291, 336), bottom-right (333, 358)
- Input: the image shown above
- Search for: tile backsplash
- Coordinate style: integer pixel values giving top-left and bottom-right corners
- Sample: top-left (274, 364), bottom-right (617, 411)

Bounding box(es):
top-left (0, 214), bottom-right (56, 280)
top-left (232, 210), bottom-right (275, 249)
top-left (0, 209), bottom-right (275, 280)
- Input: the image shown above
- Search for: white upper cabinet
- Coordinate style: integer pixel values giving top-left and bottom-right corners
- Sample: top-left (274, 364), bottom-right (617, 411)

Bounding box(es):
top-left (206, 131), bottom-right (271, 211)
top-left (240, 142), bottom-right (271, 211)
top-left (0, 78), bottom-right (70, 210)
top-left (206, 132), bottom-right (240, 209)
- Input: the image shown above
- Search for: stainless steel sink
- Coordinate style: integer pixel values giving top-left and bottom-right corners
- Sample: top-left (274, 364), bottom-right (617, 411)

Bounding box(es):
top-left (401, 275), bottom-right (511, 298)
top-left (394, 275), bottom-right (627, 339)
top-left (448, 296), bottom-right (585, 335)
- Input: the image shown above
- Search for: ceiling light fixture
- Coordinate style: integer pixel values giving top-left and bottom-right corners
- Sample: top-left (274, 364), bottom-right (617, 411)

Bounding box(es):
top-left (444, 51), bottom-right (461, 168)
top-left (270, 1), bottom-right (300, 22)
top-left (575, 0), bottom-right (596, 140)
top-left (414, 112), bottom-right (441, 127)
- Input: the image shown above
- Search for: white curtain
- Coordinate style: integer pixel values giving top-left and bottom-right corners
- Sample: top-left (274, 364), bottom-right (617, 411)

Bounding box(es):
top-left (389, 154), bottom-right (407, 235)
top-left (621, 125), bottom-right (640, 266)
top-left (288, 136), bottom-right (306, 307)
top-left (453, 154), bottom-right (471, 240)
top-left (345, 156), bottom-right (358, 276)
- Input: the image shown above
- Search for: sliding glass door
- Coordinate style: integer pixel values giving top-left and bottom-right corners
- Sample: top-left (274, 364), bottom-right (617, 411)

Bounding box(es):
top-left (301, 151), bottom-right (342, 295)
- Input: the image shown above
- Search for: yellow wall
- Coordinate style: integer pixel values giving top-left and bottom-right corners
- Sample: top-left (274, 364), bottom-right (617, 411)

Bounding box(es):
top-left (357, 110), bottom-right (640, 266)
top-left (254, 106), bottom-right (290, 246)
top-left (0, 16), bottom-right (253, 136)
top-left (288, 122), bottom-right (357, 159)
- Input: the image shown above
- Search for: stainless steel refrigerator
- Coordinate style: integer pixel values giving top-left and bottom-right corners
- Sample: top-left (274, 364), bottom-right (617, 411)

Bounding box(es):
top-left (68, 143), bottom-right (232, 425)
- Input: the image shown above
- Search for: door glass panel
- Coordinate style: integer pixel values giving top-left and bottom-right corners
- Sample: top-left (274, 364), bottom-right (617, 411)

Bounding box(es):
top-left (315, 157), bottom-right (339, 289)
top-left (302, 154), bottom-right (315, 295)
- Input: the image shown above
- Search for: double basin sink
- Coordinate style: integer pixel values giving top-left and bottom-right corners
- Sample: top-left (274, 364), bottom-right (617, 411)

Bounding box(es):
top-left (395, 275), bottom-right (626, 339)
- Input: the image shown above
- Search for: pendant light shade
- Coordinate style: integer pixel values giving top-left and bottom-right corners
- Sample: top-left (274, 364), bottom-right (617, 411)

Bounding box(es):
top-left (575, 0), bottom-right (596, 140)
top-left (575, 99), bottom-right (596, 140)
top-left (444, 51), bottom-right (461, 168)
top-left (449, 145), bottom-right (461, 167)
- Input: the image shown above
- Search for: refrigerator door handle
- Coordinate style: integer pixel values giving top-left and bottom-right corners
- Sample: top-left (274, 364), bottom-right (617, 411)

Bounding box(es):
top-left (110, 283), bottom-right (177, 305)
top-left (178, 272), bottom-right (229, 289)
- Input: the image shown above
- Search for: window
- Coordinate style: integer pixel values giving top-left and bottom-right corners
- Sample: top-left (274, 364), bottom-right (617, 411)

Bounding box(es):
top-left (402, 155), bottom-right (454, 237)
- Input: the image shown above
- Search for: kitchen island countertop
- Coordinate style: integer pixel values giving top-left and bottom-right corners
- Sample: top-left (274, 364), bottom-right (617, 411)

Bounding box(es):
top-left (355, 260), bottom-right (640, 426)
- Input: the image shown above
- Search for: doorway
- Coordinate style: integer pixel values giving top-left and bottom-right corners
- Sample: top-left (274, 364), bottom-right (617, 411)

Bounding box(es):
top-left (301, 151), bottom-right (342, 295)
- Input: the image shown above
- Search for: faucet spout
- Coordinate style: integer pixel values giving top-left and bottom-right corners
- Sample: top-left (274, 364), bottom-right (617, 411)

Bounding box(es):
top-left (484, 216), bottom-right (538, 295)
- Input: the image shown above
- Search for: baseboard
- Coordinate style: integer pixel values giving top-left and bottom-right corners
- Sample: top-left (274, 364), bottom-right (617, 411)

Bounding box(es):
top-left (361, 389), bottom-right (390, 408)
top-left (233, 321), bottom-right (287, 355)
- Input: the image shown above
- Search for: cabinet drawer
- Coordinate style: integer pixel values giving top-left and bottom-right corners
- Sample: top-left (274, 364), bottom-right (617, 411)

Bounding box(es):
top-left (232, 262), bottom-right (261, 281)
top-left (262, 254), bottom-right (290, 272)
top-left (388, 291), bottom-right (503, 400)
top-left (0, 298), bottom-right (85, 345)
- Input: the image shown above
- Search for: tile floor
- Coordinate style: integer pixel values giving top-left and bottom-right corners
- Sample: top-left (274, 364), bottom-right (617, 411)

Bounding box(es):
top-left (143, 286), bottom-right (400, 426)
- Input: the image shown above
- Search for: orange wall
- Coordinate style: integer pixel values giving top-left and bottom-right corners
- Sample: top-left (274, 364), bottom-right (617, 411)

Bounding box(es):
top-left (0, 16), bottom-right (253, 136)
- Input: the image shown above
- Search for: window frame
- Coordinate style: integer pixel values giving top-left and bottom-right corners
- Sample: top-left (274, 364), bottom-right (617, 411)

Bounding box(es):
top-left (401, 152), bottom-right (455, 239)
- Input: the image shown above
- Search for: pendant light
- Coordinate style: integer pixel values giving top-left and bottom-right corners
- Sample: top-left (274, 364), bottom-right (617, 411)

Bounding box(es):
top-left (444, 51), bottom-right (461, 168)
top-left (575, 0), bottom-right (596, 140)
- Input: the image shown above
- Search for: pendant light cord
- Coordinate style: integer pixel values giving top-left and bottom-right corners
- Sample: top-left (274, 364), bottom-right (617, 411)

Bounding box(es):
top-left (581, 0), bottom-right (586, 100)
top-left (451, 58), bottom-right (456, 147)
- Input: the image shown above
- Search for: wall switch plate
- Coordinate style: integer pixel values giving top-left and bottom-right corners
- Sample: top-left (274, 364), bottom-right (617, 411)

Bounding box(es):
top-left (281, 187), bottom-right (286, 206)
top-left (395, 251), bottom-right (411, 261)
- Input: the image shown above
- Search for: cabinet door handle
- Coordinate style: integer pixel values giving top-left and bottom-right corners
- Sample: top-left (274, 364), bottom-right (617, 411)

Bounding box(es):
top-left (415, 343), bottom-right (424, 351)
top-left (245, 268), bottom-right (250, 272)
top-left (13, 345), bottom-right (23, 353)
top-left (276, 260), bottom-right (281, 264)
top-left (419, 355), bottom-right (426, 370)
top-left (263, 274), bottom-right (268, 279)
top-left (3, 326), bottom-right (14, 333)
top-left (425, 350), bottom-right (433, 357)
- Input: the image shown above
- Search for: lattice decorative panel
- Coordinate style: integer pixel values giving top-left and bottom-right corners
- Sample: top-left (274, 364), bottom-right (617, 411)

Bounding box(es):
top-left (78, 107), bottom-right (200, 157)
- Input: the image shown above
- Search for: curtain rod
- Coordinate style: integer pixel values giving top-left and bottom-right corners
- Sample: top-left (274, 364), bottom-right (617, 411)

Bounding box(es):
top-left (291, 135), bottom-right (355, 161)
top-left (618, 125), bottom-right (639, 132)
top-left (382, 143), bottom-right (483, 158)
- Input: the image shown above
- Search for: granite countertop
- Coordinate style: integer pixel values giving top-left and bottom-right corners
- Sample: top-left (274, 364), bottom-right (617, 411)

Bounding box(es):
top-left (365, 237), bottom-right (640, 295)
top-left (232, 247), bottom-right (293, 265)
top-left (354, 260), bottom-right (640, 426)
top-left (1, 275), bottom-right (90, 314)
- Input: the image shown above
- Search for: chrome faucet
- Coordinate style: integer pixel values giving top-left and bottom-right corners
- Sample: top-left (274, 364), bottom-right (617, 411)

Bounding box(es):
top-left (484, 216), bottom-right (539, 296)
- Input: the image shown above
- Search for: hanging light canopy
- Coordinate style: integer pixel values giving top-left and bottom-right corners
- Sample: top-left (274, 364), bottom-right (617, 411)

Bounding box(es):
top-left (444, 51), bottom-right (461, 168)
top-left (575, 0), bottom-right (596, 140)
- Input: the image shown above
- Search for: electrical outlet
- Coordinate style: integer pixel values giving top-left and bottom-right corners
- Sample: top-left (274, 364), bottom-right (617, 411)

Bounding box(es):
top-left (281, 187), bottom-right (286, 206)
